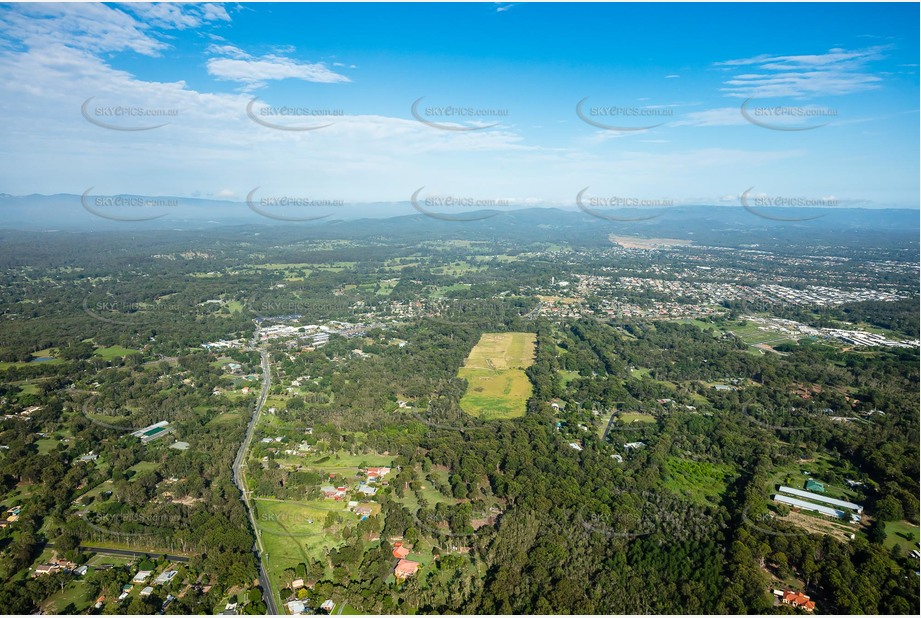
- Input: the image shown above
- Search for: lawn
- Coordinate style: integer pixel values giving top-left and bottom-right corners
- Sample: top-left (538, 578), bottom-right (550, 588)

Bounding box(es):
top-left (382, 261), bottom-right (420, 272)
top-left (75, 480), bottom-right (113, 505)
top-left (458, 332), bottom-right (536, 420)
top-left (376, 279), bottom-right (399, 296)
top-left (883, 520), bottom-right (919, 554)
top-left (726, 322), bottom-right (797, 348)
top-left (340, 604), bottom-right (364, 614)
top-left (558, 369), bottom-right (581, 387)
top-left (32, 348), bottom-right (61, 360)
top-left (255, 498), bottom-right (348, 595)
top-left (207, 412), bottom-right (241, 427)
top-left (86, 553), bottom-right (136, 567)
top-left (251, 448), bottom-right (393, 604)
top-left (394, 469), bottom-right (460, 515)
top-left (618, 412), bottom-right (656, 424)
top-left (471, 254), bottom-right (521, 262)
top-left (94, 345), bottom-right (139, 360)
top-left (36, 438), bottom-right (59, 454)
top-left (301, 451), bottom-right (393, 477)
top-left (629, 367), bottom-right (677, 391)
top-left (432, 262), bottom-right (485, 276)
top-left (84, 410), bottom-right (134, 428)
top-left (253, 263), bottom-right (315, 270)
top-left (597, 410), bottom-right (617, 439)
top-left (127, 461), bottom-right (160, 478)
top-left (19, 382), bottom-right (40, 396)
top-left (41, 579), bottom-right (94, 614)
top-left (676, 318), bottom-right (722, 334)
top-left (431, 283), bottom-right (472, 299)
top-left (66, 538), bottom-right (190, 556)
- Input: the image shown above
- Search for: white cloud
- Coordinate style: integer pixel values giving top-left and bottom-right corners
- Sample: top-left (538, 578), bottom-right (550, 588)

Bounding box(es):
top-left (715, 46), bottom-right (888, 98)
top-left (0, 2), bottom-right (233, 59)
top-left (207, 44), bottom-right (251, 59)
top-left (0, 5), bottom-right (912, 207)
top-left (206, 55), bottom-right (351, 87)
top-left (198, 4), bottom-right (232, 23)
top-left (0, 20), bottom-right (537, 203)
top-left (670, 107), bottom-right (748, 127)
top-left (123, 3), bottom-right (231, 29)
top-left (0, 3), bottom-right (167, 56)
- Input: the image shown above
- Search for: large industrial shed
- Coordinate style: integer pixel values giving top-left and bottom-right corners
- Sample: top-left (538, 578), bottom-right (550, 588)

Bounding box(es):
top-left (773, 494), bottom-right (845, 519)
top-left (777, 486), bottom-right (863, 513)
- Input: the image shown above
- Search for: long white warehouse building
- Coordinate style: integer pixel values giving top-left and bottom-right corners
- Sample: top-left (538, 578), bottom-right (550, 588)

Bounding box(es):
top-left (778, 486), bottom-right (863, 513)
top-left (773, 494), bottom-right (845, 519)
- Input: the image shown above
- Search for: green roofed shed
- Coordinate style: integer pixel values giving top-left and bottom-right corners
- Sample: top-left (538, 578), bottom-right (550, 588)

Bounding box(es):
top-left (805, 479), bottom-right (825, 493)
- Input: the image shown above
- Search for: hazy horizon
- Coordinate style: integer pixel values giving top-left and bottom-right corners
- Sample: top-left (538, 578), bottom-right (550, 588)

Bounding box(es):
top-left (0, 2), bottom-right (918, 212)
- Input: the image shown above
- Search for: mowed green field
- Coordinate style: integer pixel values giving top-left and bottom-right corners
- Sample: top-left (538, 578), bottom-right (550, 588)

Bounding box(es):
top-left (94, 345), bottom-right (139, 360)
top-left (884, 520), bottom-right (919, 554)
top-left (250, 449), bottom-right (394, 600)
top-left (255, 498), bottom-right (349, 593)
top-left (256, 498), bottom-right (340, 558)
top-left (726, 322), bottom-right (797, 347)
top-left (619, 412), bottom-right (656, 424)
top-left (458, 332), bottom-right (536, 420)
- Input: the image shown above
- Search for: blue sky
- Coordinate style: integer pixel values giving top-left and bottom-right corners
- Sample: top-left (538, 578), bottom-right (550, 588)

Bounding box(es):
top-left (0, 2), bottom-right (918, 209)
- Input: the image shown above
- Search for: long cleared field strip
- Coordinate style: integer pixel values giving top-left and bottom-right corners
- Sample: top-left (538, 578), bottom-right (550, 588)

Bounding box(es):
top-left (458, 332), bottom-right (536, 420)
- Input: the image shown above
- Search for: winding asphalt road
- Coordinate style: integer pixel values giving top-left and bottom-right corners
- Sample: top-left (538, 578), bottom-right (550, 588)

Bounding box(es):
top-left (231, 342), bottom-right (279, 614)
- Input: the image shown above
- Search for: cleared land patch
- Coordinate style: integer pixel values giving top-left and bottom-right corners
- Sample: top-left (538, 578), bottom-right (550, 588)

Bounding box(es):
top-left (663, 457), bottom-right (737, 506)
top-left (458, 332), bottom-right (536, 420)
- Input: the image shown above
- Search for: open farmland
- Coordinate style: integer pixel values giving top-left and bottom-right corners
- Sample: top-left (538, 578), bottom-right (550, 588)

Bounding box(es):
top-left (458, 332), bottom-right (536, 420)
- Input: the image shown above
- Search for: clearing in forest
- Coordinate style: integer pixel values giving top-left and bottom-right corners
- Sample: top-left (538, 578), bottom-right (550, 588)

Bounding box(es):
top-left (458, 332), bottom-right (536, 420)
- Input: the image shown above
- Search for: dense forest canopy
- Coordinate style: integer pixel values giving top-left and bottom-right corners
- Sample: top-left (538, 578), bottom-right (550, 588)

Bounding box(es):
top-left (0, 221), bottom-right (917, 614)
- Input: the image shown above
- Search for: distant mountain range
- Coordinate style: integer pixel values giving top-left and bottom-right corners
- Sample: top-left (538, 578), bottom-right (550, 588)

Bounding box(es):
top-left (1, 193), bottom-right (917, 254)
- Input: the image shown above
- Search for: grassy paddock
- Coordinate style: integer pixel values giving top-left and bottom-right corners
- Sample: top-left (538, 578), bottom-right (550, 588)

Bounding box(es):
top-left (458, 332), bottom-right (536, 420)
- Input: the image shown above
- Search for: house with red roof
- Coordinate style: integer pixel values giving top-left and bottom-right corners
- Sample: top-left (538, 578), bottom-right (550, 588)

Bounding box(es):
top-left (392, 545), bottom-right (410, 559)
top-left (366, 467), bottom-right (391, 480)
top-left (394, 559), bottom-right (419, 580)
top-left (775, 589), bottom-right (815, 612)
top-left (320, 485), bottom-right (348, 500)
